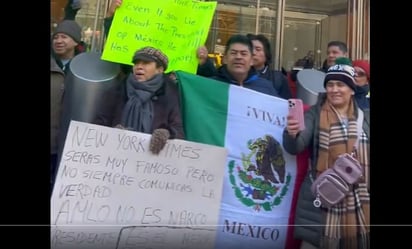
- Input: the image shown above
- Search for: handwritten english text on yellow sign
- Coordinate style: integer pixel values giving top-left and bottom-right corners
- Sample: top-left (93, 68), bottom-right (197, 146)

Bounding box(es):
top-left (101, 0), bottom-right (217, 74)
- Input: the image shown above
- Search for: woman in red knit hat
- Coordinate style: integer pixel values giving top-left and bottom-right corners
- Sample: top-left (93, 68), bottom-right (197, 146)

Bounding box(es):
top-left (353, 60), bottom-right (370, 84)
top-left (352, 60), bottom-right (370, 109)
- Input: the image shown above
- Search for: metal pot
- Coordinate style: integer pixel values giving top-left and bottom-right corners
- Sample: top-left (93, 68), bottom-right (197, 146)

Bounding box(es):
top-left (62, 52), bottom-right (120, 124)
top-left (59, 52), bottom-right (120, 153)
top-left (296, 69), bottom-right (326, 106)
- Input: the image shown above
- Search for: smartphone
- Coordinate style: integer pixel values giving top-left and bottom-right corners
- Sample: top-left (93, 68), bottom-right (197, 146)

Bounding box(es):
top-left (288, 98), bottom-right (305, 131)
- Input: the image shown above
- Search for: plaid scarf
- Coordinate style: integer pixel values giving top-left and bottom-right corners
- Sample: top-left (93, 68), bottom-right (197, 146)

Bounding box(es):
top-left (317, 100), bottom-right (370, 249)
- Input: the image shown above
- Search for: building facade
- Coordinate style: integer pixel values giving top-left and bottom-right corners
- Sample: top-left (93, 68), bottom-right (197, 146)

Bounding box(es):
top-left (51, 0), bottom-right (369, 70)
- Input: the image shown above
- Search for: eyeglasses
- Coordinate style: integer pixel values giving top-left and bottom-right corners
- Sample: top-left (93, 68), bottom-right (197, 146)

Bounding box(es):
top-left (355, 71), bottom-right (367, 77)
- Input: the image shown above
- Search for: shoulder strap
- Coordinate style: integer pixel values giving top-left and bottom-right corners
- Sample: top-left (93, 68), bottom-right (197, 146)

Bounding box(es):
top-left (354, 108), bottom-right (364, 150)
top-left (363, 109), bottom-right (370, 134)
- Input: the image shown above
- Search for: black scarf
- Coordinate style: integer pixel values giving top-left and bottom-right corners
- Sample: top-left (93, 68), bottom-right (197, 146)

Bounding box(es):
top-left (121, 73), bottom-right (163, 133)
top-left (354, 84), bottom-right (370, 110)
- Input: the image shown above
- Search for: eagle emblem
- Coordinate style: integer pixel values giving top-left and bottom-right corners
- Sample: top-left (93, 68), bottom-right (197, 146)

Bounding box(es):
top-left (228, 135), bottom-right (291, 211)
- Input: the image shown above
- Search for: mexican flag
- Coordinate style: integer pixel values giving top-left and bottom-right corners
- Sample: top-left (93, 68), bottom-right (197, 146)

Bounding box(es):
top-left (176, 71), bottom-right (304, 249)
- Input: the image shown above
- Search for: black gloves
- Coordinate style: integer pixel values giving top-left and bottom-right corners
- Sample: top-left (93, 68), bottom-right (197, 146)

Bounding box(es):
top-left (150, 129), bottom-right (170, 154)
top-left (114, 124), bottom-right (126, 129)
top-left (64, 0), bottom-right (82, 21)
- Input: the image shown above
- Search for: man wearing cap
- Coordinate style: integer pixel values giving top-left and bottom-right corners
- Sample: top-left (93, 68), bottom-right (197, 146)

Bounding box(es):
top-left (51, 20), bottom-right (84, 73)
top-left (283, 62), bottom-right (370, 249)
top-left (50, 19), bottom-right (84, 196)
top-left (94, 46), bottom-right (185, 154)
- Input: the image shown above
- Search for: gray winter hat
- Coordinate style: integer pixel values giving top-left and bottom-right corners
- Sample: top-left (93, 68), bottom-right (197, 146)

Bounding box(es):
top-left (54, 20), bottom-right (82, 43)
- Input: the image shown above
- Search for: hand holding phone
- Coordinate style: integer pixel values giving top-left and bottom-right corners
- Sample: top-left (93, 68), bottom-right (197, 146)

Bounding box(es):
top-left (288, 98), bottom-right (305, 131)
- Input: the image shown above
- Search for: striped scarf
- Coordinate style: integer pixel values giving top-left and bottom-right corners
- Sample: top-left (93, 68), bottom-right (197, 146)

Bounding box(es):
top-left (317, 100), bottom-right (370, 249)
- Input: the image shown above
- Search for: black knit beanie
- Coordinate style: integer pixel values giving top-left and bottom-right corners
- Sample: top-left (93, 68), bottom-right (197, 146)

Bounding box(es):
top-left (324, 63), bottom-right (356, 90)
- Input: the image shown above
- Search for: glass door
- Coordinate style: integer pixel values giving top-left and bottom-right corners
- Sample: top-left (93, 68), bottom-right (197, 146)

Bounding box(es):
top-left (282, 17), bottom-right (322, 71)
top-left (205, 4), bottom-right (278, 54)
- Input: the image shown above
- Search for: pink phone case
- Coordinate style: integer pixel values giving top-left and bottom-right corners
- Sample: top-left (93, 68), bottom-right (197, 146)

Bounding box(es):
top-left (288, 98), bottom-right (305, 131)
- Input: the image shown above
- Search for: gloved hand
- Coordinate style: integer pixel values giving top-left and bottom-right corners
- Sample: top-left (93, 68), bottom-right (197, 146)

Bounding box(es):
top-left (71, 0), bottom-right (82, 10)
top-left (114, 124), bottom-right (134, 131)
top-left (114, 124), bottom-right (125, 129)
top-left (150, 128), bottom-right (170, 154)
top-left (64, 0), bottom-right (82, 20)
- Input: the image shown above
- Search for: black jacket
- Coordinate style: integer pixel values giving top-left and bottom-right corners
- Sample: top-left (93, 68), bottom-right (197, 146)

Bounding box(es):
top-left (258, 65), bottom-right (292, 99)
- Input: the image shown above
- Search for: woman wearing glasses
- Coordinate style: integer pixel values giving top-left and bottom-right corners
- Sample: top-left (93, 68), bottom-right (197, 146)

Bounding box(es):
top-left (353, 60), bottom-right (370, 110)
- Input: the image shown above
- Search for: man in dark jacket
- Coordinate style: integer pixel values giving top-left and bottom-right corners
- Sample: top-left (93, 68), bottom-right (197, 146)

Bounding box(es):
top-left (246, 34), bottom-right (292, 99)
top-left (211, 34), bottom-right (280, 97)
top-left (50, 19), bottom-right (85, 196)
top-left (320, 40), bottom-right (348, 73)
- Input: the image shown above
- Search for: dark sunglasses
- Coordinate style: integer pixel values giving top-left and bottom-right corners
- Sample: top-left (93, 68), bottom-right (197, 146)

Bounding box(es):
top-left (355, 71), bottom-right (367, 77)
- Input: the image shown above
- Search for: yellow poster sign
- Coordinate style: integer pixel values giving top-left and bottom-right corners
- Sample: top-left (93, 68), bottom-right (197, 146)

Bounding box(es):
top-left (101, 0), bottom-right (217, 73)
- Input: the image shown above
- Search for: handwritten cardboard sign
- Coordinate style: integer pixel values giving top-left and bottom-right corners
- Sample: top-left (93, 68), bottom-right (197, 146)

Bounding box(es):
top-left (51, 121), bottom-right (227, 249)
top-left (101, 0), bottom-right (217, 73)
